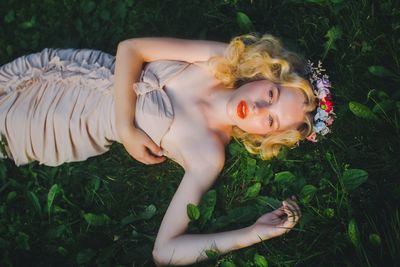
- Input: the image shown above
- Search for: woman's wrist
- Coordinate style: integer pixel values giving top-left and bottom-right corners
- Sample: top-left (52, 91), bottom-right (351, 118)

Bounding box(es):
top-left (248, 224), bottom-right (272, 244)
top-left (116, 123), bottom-right (136, 142)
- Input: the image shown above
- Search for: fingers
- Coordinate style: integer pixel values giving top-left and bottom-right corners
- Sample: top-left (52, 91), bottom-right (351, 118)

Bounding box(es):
top-left (143, 147), bottom-right (166, 164)
top-left (287, 196), bottom-right (302, 218)
top-left (271, 207), bottom-right (286, 217)
top-left (134, 145), bottom-right (166, 165)
top-left (139, 138), bottom-right (166, 165)
top-left (282, 201), bottom-right (296, 223)
top-left (281, 196), bottom-right (301, 233)
top-left (143, 152), bottom-right (166, 165)
top-left (146, 139), bottom-right (164, 157)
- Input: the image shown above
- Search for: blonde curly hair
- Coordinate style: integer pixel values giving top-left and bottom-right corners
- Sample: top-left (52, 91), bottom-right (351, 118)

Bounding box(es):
top-left (208, 33), bottom-right (318, 160)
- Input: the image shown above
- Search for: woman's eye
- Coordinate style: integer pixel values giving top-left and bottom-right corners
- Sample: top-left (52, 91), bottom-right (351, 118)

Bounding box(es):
top-left (269, 90), bottom-right (273, 103)
top-left (268, 115), bottom-right (273, 127)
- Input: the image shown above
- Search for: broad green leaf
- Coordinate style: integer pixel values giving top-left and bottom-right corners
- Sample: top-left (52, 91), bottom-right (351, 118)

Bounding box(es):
top-left (245, 182), bottom-right (261, 198)
top-left (210, 206), bottom-right (258, 231)
top-left (187, 203), bottom-right (200, 221)
top-left (205, 249), bottom-right (219, 259)
top-left (255, 196), bottom-right (282, 210)
top-left (323, 26), bottom-right (342, 59)
top-left (255, 163), bottom-right (274, 184)
top-left (349, 101), bottom-right (379, 121)
top-left (274, 171), bottom-right (296, 186)
top-left (6, 191), bottom-right (17, 203)
top-left (246, 157), bottom-right (257, 177)
top-left (47, 184), bottom-right (60, 218)
top-left (341, 169), bottom-right (368, 191)
top-left (89, 176), bottom-right (101, 192)
top-left (83, 213), bottom-right (111, 226)
top-left (139, 204), bottom-right (157, 220)
top-left (369, 65), bottom-right (399, 79)
top-left (19, 16), bottom-right (36, 29)
top-left (254, 253), bottom-right (268, 267)
top-left (236, 12), bottom-right (255, 33)
top-left (229, 142), bottom-right (244, 157)
top-left (348, 219), bottom-right (361, 249)
top-left (369, 233), bottom-right (381, 247)
top-left (120, 205), bottom-right (157, 225)
top-left (300, 184), bottom-right (317, 203)
top-left (27, 191), bottom-right (42, 216)
top-left (199, 190), bottom-right (217, 226)
top-left (324, 208), bottom-right (335, 218)
top-left (120, 214), bottom-right (136, 226)
top-left (16, 232), bottom-right (30, 250)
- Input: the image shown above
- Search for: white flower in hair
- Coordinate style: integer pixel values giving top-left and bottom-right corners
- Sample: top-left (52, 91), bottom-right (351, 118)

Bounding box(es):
top-left (314, 107), bottom-right (329, 121)
top-left (320, 126), bottom-right (331, 135)
top-left (314, 121), bottom-right (326, 132)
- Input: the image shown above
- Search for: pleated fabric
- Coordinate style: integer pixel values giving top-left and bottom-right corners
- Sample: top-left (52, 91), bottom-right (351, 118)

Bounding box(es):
top-left (0, 48), bottom-right (188, 166)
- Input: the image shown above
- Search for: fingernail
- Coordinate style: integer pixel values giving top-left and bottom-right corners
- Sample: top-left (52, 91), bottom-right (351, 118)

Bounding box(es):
top-left (157, 150), bottom-right (163, 156)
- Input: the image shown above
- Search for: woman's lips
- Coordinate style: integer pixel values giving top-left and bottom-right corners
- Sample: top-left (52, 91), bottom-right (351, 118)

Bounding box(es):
top-left (237, 100), bottom-right (248, 119)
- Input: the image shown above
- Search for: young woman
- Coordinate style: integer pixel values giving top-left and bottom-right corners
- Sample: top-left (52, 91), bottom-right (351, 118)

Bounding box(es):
top-left (0, 33), bottom-right (324, 265)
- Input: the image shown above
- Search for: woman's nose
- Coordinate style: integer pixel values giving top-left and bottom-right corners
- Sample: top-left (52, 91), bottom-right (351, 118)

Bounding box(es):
top-left (252, 101), bottom-right (269, 115)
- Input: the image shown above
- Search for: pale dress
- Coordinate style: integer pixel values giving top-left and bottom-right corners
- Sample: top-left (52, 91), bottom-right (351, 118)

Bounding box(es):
top-left (0, 48), bottom-right (189, 166)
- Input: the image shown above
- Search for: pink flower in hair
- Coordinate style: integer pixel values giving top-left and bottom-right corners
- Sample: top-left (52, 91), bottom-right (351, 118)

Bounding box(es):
top-left (306, 131), bottom-right (317, 142)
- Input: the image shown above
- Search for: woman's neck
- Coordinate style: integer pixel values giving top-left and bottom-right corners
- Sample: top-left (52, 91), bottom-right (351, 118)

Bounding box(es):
top-left (199, 84), bottom-right (235, 144)
top-left (192, 60), bottom-right (235, 144)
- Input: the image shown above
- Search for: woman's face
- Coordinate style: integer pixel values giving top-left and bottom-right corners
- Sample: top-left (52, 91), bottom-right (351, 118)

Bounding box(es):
top-left (227, 79), bottom-right (306, 135)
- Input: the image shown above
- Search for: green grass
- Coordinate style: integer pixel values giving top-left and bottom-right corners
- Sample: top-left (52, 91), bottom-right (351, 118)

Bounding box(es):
top-left (0, 0), bottom-right (399, 266)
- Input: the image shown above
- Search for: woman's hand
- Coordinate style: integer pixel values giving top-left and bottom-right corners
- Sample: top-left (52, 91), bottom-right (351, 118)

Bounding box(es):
top-left (120, 125), bottom-right (166, 165)
top-left (251, 196), bottom-right (301, 241)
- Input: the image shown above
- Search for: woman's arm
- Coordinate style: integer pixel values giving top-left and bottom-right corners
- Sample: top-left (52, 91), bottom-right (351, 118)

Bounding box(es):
top-left (152, 164), bottom-right (300, 265)
top-left (152, 167), bottom-right (256, 266)
top-left (118, 37), bottom-right (227, 63)
top-left (113, 38), bottom-right (227, 164)
top-left (152, 140), bottom-right (300, 266)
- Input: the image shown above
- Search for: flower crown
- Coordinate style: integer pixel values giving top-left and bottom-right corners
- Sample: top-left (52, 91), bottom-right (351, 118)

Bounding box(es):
top-left (304, 60), bottom-right (335, 142)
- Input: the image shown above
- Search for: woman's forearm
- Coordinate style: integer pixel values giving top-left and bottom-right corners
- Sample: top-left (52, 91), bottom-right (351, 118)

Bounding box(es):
top-left (153, 170), bottom-right (263, 266)
top-left (114, 41), bottom-right (143, 140)
top-left (153, 225), bottom-right (260, 266)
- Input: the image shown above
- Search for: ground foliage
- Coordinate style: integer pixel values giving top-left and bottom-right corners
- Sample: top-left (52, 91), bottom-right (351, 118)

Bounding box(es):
top-left (0, 0), bottom-right (399, 266)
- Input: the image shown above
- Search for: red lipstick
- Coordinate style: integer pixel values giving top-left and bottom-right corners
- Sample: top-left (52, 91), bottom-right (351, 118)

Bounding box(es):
top-left (237, 100), bottom-right (248, 119)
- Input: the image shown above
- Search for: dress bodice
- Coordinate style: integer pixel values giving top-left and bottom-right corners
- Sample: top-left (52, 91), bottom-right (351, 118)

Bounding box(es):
top-left (133, 60), bottom-right (190, 147)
